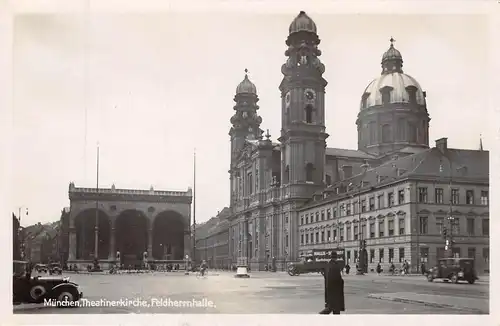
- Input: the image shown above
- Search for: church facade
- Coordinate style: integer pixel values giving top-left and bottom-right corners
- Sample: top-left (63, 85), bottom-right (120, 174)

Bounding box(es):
top-left (195, 11), bottom-right (489, 273)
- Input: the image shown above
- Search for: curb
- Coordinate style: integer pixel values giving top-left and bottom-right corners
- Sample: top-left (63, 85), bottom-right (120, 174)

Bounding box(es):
top-left (367, 294), bottom-right (485, 313)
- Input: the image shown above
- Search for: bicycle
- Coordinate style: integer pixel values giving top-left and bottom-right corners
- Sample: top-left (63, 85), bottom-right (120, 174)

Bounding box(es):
top-left (196, 269), bottom-right (208, 279)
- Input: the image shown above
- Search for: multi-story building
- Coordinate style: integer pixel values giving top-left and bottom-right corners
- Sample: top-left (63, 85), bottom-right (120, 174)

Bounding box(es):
top-left (195, 11), bottom-right (489, 272)
top-left (195, 208), bottom-right (231, 269)
top-left (298, 138), bottom-right (489, 273)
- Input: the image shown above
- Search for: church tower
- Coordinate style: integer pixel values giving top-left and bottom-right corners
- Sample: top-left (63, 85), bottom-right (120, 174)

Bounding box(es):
top-left (229, 70), bottom-right (263, 205)
top-left (278, 11), bottom-right (328, 197)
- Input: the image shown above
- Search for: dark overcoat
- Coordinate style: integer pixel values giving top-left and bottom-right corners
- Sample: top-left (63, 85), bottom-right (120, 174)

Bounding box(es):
top-left (323, 259), bottom-right (345, 311)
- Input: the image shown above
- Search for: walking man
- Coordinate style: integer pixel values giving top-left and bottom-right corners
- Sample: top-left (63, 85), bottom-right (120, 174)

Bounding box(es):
top-left (319, 251), bottom-right (345, 314)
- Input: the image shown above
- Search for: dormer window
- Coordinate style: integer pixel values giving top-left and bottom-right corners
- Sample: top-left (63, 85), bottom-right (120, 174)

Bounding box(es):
top-left (304, 105), bottom-right (313, 123)
top-left (380, 86), bottom-right (392, 105)
top-left (361, 93), bottom-right (370, 109)
top-left (406, 86), bottom-right (418, 104)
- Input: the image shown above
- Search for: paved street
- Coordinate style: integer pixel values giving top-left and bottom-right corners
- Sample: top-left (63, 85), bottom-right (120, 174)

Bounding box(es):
top-left (14, 271), bottom-right (489, 314)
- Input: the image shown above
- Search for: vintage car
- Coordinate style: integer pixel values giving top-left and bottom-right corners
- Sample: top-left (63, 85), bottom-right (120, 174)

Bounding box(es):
top-left (34, 264), bottom-right (48, 273)
top-left (427, 257), bottom-right (479, 284)
top-left (13, 260), bottom-right (83, 306)
top-left (288, 249), bottom-right (345, 276)
top-left (48, 262), bottom-right (62, 275)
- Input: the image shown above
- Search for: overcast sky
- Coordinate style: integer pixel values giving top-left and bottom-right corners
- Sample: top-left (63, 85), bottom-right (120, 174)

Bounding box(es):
top-left (12, 12), bottom-right (491, 226)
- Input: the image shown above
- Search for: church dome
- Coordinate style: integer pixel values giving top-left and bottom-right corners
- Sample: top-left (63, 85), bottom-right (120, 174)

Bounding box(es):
top-left (289, 11), bottom-right (317, 34)
top-left (360, 39), bottom-right (426, 110)
top-left (360, 73), bottom-right (426, 109)
top-left (236, 70), bottom-right (257, 95)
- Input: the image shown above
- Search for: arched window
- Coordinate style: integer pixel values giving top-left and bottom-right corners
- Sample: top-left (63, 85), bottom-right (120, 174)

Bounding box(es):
top-left (397, 118), bottom-right (406, 141)
top-left (305, 163), bottom-right (314, 182)
top-left (368, 121), bottom-right (376, 145)
top-left (284, 165), bottom-right (290, 184)
top-left (408, 123), bottom-right (417, 142)
top-left (304, 105), bottom-right (313, 123)
top-left (382, 124), bottom-right (391, 143)
top-left (325, 174), bottom-right (332, 186)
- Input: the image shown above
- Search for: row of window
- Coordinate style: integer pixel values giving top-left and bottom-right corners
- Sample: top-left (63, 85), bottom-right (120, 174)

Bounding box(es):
top-left (418, 216), bottom-right (489, 236)
top-left (418, 188), bottom-right (488, 205)
top-left (301, 190), bottom-right (406, 225)
top-left (300, 218), bottom-right (406, 245)
top-left (300, 188), bottom-right (489, 226)
top-left (341, 246), bottom-right (489, 265)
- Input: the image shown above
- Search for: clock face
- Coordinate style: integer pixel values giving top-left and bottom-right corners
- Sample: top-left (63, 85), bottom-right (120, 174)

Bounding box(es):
top-left (305, 89), bottom-right (316, 101)
top-left (285, 92), bottom-right (291, 106)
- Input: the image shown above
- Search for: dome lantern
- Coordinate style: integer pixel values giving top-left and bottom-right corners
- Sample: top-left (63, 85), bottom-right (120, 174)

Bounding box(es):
top-left (381, 37), bottom-right (403, 74)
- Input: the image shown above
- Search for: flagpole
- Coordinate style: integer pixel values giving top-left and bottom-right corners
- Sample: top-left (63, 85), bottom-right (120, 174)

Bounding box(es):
top-left (192, 148), bottom-right (197, 265)
top-left (94, 143), bottom-right (100, 261)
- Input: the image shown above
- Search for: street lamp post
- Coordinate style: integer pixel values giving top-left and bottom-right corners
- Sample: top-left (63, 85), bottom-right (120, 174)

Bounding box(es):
top-left (17, 207), bottom-right (28, 260)
top-left (441, 157), bottom-right (455, 258)
top-left (350, 183), bottom-right (365, 275)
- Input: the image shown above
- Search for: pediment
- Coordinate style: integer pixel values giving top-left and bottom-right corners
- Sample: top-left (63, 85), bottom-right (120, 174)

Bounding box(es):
top-left (417, 209), bottom-right (431, 214)
top-left (396, 210), bottom-right (406, 216)
top-left (376, 214), bottom-right (384, 219)
top-left (386, 212), bottom-right (395, 217)
top-left (368, 216), bottom-right (376, 220)
top-left (480, 212), bottom-right (489, 217)
top-left (452, 210), bottom-right (463, 216)
top-left (466, 210), bottom-right (477, 216)
top-left (434, 209), bottom-right (447, 215)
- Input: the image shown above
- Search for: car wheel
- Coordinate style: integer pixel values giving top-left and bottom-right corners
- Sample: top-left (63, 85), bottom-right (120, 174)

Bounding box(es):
top-left (427, 274), bottom-right (434, 282)
top-left (56, 289), bottom-right (78, 307)
top-left (468, 278), bottom-right (475, 284)
top-left (29, 285), bottom-right (47, 303)
top-left (450, 274), bottom-right (458, 284)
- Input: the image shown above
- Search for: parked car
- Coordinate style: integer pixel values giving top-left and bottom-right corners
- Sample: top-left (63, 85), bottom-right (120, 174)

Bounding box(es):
top-left (13, 260), bottom-right (83, 306)
top-left (427, 258), bottom-right (479, 284)
top-left (288, 249), bottom-right (345, 276)
top-left (48, 262), bottom-right (62, 275)
top-left (34, 264), bottom-right (48, 273)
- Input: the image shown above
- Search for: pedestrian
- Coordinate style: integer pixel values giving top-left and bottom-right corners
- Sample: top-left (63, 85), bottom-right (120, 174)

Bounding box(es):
top-left (376, 263), bottom-right (382, 275)
top-left (345, 264), bottom-right (350, 275)
top-left (421, 262), bottom-right (426, 275)
top-left (319, 251), bottom-right (345, 315)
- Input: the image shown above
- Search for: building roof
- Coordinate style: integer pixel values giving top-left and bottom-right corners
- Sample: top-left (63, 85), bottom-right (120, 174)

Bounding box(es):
top-left (325, 147), bottom-right (376, 160)
top-left (302, 146), bottom-right (489, 209)
top-left (195, 207), bottom-right (231, 239)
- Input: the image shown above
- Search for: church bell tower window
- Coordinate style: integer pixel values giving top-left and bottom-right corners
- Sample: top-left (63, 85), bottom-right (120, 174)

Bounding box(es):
top-left (305, 105), bottom-right (313, 123)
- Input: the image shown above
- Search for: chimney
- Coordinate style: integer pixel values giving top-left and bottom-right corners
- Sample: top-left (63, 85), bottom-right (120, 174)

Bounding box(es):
top-left (435, 138), bottom-right (448, 153)
top-left (342, 165), bottom-right (353, 180)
